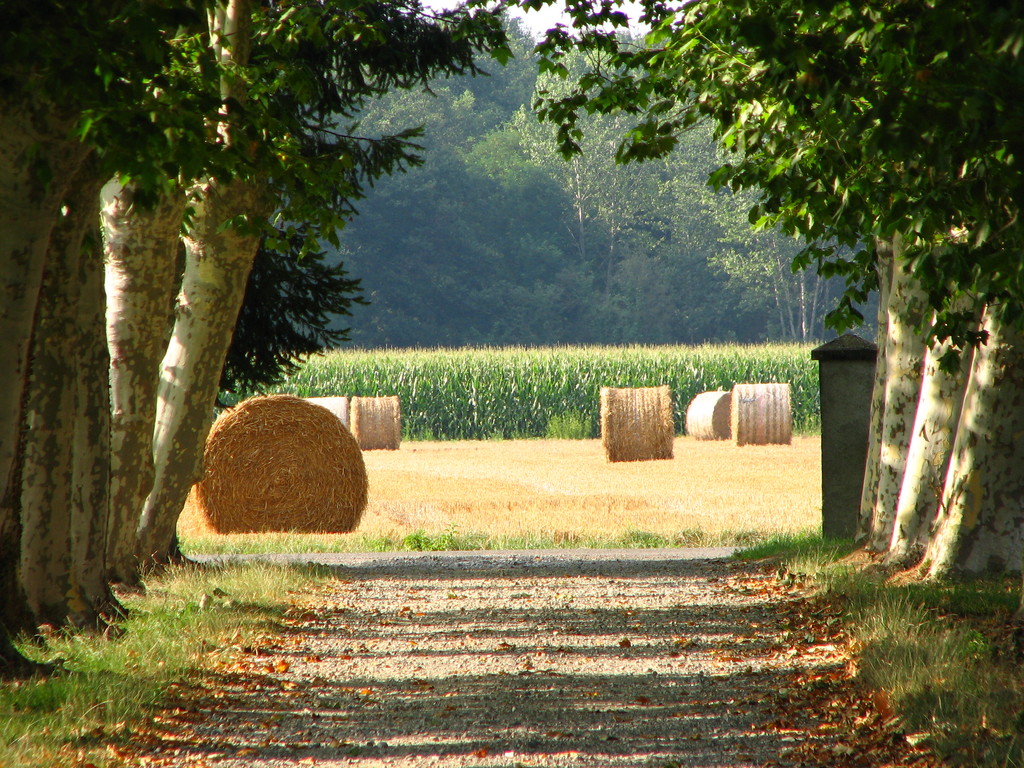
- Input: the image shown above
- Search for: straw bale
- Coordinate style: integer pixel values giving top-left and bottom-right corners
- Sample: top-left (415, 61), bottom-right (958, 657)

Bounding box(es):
top-left (351, 395), bottom-right (402, 451)
top-left (600, 385), bottom-right (674, 462)
top-left (305, 396), bottom-right (350, 428)
top-left (186, 394), bottom-right (368, 533)
top-left (731, 383), bottom-right (792, 446)
top-left (685, 390), bottom-right (732, 440)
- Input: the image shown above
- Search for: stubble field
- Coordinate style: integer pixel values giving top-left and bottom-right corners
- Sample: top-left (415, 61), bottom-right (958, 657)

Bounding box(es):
top-left (180, 436), bottom-right (821, 552)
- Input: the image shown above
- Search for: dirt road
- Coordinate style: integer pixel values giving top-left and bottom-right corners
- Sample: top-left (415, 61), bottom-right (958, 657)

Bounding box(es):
top-left (140, 550), bottom-right (933, 767)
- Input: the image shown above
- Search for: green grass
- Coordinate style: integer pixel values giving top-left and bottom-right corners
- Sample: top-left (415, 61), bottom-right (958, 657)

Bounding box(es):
top-left (264, 343), bottom-right (820, 440)
top-left (732, 531), bottom-right (857, 569)
top-left (739, 534), bottom-right (1024, 768)
top-left (0, 562), bottom-right (335, 768)
top-left (180, 527), bottom-right (788, 556)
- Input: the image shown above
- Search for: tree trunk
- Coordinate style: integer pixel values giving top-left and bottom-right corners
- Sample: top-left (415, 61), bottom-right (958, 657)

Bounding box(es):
top-left (924, 309), bottom-right (1024, 577)
top-left (0, 402), bottom-right (39, 677)
top-left (102, 180), bottom-right (186, 584)
top-left (72, 193), bottom-right (120, 620)
top-left (135, 0), bottom-right (266, 567)
top-left (0, 105), bottom-right (86, 537)
top-left (866, 235), bottom-right (929, 551)
top-left (19, 157), bottom-right (106, 630)
top-left (886, 303), bottom-right (977, 568)
top-left (856, 243), bottom-right (894, 542)
top-left (135, 178), bottom-right (269, 566)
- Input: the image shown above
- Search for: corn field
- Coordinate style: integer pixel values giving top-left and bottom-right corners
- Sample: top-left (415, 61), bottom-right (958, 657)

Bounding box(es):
top-left (273, 344), bottom-right (820, 440)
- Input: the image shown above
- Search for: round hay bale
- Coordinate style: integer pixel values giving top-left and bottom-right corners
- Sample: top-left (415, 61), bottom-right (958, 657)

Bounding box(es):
top-left (685, 390), bottom-right (732, 440)
top-left (305, 396), bottom-right (350, 428)
top-left (730, 383), bottom-right (792, 446)
top-left (600, 385), bottom-right (674, 463)
top-left (191, 394), bottom-right (368, 533)
top-left (351, 395), bottom-right (401, 451)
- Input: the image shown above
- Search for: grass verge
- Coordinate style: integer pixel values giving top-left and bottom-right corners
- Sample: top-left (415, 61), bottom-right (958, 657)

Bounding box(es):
top-left (0, 562), bottom-right (335, 768)
top-left (737, 534), bottom-right (1024, 768)
top-left (179, 527), bottom-right (786, 555)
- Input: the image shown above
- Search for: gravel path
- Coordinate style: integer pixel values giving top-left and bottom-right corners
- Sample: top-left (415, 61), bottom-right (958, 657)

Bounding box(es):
top-left (145, 550), bottom-right (870, 767)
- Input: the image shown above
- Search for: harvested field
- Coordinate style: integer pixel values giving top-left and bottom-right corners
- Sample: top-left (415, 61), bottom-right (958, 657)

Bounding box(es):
top-left (356, 436), bottom-right (819, 541)
top-left (184, 437), bottom-right (822, 549)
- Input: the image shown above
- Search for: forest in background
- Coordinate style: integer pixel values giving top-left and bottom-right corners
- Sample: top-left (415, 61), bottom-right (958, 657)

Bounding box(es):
top-left (327, 19), bottom-right (870, 349)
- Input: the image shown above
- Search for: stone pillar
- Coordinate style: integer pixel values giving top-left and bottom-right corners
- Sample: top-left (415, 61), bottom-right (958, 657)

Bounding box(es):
top-left (810, 334), bottom-right (877, 539)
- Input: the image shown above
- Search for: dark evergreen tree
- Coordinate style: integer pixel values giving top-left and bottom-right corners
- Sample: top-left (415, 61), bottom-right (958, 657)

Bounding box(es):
top-left (220, 228), bottom-right (367, 398)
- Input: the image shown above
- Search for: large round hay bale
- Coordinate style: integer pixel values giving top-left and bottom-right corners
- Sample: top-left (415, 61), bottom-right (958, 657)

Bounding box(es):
top-left (190, 394), bottom-right (368, 533)
top-left (685, 390), bottom-right (732, 440)
top-left (351, 395), bottom-right (401, 451)
top-left (730, 383), bottom-right (792, 446)
top-left (305, 396), bottom-right (349, 428)
top-left (600, 385), bottom-right (674, 463)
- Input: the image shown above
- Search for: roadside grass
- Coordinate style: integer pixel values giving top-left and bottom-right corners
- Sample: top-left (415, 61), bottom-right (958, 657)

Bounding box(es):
top-left (738, 534), bottom-right (1024, 768)
top-left (181, 526), bottom-right (779, 555)
top-left (0, 562), bottom-right (334, 768)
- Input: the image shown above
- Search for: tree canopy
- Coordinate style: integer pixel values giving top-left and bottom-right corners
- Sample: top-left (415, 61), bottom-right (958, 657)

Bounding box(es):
top-left (514, 0), bottom-right (1024, 580)
top-left (322, 18), bottom-right (847, 349)
top-left (528, 0), bottom-right (1024, 347)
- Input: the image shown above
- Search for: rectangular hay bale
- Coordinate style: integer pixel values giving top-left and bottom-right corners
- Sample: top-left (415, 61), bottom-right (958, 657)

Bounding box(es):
top-left (351, 395), bottom-right (402, 450)
top-left (600, 385), bottom-right (674, 462)
top-left (730, 383), bottom-right (792, 446)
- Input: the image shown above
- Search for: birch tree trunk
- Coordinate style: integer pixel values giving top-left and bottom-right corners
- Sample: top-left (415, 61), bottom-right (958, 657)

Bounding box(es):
top-left (102, 180), bottom-right (186, 583)
top-left (924, 309), bottom-right (1024, 577)
top-left (19, 157), bottom-right (106, 629)
top-left (865, 236), bottom-right (929, 551)
top-left (1, 407), bottom-right (37, 676)
top-left (886, 304), bottom-right (977, 567)
top-left (856, 244), bottom-right (894, 542)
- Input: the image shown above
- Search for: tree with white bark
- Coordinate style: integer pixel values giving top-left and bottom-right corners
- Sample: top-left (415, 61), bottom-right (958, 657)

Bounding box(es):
top-left (1, 0), bottom-right (199, 671)
top-left (524, 0), bottom-right (1024, 584)
top-left (1, 0), bottom-right (507, 675)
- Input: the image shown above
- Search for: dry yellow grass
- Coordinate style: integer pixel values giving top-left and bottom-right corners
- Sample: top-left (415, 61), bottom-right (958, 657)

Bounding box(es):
top-left (354, 435), bottom-right (820, 541)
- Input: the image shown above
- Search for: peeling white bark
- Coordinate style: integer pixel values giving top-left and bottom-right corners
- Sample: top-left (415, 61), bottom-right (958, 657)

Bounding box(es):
top-left (857, 245), bottom-right (893, 542)
top-left (19, 157), bottom-right (104, 628)
top-left (135, 0), bottom-right (266, 566)
top-left (0, 105), bottom-right (87, 519)
top-left (136, 177), bottom-right (269, 564)
top-left (72, 201), bottom-right (113, 614)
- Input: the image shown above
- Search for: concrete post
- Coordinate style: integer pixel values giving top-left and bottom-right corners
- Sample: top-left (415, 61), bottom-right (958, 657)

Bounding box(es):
top-left (810, 334), bottom-right (877, 539)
